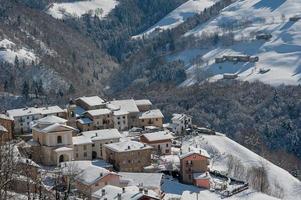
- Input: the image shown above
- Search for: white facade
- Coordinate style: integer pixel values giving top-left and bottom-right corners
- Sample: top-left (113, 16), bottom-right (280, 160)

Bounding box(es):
top-left (113, 110), bottom-right (128, 131)
top-left (171, 113), bottom-right (192, 135)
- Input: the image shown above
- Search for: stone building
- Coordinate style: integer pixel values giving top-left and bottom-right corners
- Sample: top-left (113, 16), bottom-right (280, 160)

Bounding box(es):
top-left (0, 114), bottom-right (13, 142)
top-left (140, 131), bottom-right (174, 155)
top-left (104, 141), bottom-right (153, 172)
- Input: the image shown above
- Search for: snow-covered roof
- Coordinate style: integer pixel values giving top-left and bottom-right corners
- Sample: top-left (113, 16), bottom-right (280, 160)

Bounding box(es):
top-left (33, 123), bottom-right (77, 133)
top-left (77, 117), bottom-right (93, 125)
top-left (193, 172), bottom-right (210, 180)
top-left (179, 148), bottom-right (210, 159)
top-left (75, 166), bottom-right (114, 185)
top-left (171, 113), bottom-right (191, 121)
top-left (36, 115), bottom-right (67, 125)
top-left (62, 160), bottom-right (113, 172)
top-left (113, 110), bottom-right (129, 116)
top-left (105, 141), bottom-right (153, 152)
top-left (92, 185), bottom-right (159, 200)
top-left (139, 109), bottom-right (164, 119)
top-left (86, 108), bottom-right (111, 116)
top-left (142, 131), bottom-right (174, 142)
top-left (6, 106), bottom-right (64, 118)
top-left (106, 103), bottom-right (120, 111)
top-left (0, 125), bottom-right (8, 133)
top-left (73, 135), bottom-right (93, 145)
top-left (135, 99), bottom-right (152, 106)
top-left (76, 96), bottom-right (105, 107)
top-left (82, 129), bottom-right (121, 141)
top-left (54, 147), bottom-right (73, 152)
top-left (0, 114), bottom-right (13, 120)
top-left (110, 99), bottom-right (139, 113)
top-left (119, 172), bottom-right (163, 189)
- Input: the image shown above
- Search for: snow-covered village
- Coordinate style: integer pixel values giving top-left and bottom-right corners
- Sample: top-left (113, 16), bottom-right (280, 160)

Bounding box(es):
top-left (1, 0), bottom-right (301, 199)
top-left (0, 96), bottom-right (300, 200)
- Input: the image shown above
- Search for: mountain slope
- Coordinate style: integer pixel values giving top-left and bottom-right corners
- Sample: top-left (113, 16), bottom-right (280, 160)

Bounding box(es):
top-left (132, 0), bottom-right (301, 87)
top-left (182, 134), bottom-right (301, 199)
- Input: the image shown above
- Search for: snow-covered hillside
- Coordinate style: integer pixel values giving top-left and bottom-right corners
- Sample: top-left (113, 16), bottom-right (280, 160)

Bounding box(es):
top-left (169, 0), bottom-right (301, 86)
top-left (181, 133), bottom-right (301, 200)
top-left (0, 39), bottom-right (38, 64)
top-left (178, 0), bottom-right (301, 86)
top-left (46, 0), bottom-right (118, 19)
top-left (133, 0), bottom-right (217, 39)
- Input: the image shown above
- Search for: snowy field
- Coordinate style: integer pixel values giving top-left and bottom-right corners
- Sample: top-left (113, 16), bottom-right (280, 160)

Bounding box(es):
top-left (46, 0), bottom-right (118, 19)
top-left (181, 133), bottom-right (301, 200)
top-left (177, 0), bottom-right (301, 86)
top-left (133, 0), bottom-right (217, 39)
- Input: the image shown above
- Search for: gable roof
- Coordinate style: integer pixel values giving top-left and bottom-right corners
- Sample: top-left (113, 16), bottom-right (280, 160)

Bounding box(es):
top-left (86, 109), bottom-right (111, 116)
top-left (110, 99), bottom-right (139, 113)
top-left (37, 115), bottom-right (67, 125)
top-left (76, 96), bottom-right (105, 107)
top-left (179, 149), bottom-right (210, 159)
top-left (34, 123), bottom-right (76, 133)
top-left (139, 109), bottom-right (164, 119)
top-left (135, 99), bottom-right (152, 106)
top-left (104, 141), bottom-right (153, 152)
top-left (118, 172), bottom-right (163, 189)
top-left (82, 129), bottom-right (121, 141)
top-left (142, 131), bottom-right (174, 142)
top-left (7, 106), bottom-right (64, 117)
top-left (75, 166), bottom-right (115, 185)
top-left (72, 135), bottom-right (93, 145)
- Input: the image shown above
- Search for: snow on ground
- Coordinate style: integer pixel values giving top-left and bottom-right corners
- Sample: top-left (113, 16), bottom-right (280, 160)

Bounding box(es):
top-left (181, 133), bottom-right (301, 200)
top-left (46, 0), bottom-right (118, 19)
top-left (166, 0), bottom-right (301, 86)
top-left (162, 176), bottom-right (279, 200)
top-left (0, 39), bottom-right (38, 64)
top-left (133, 0), bottom-right (217, 39)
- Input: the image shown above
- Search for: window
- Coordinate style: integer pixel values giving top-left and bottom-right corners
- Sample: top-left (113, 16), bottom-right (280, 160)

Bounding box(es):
top-left (141, 119), bottom-right (144, 122)
top-left (128, 160), bottom-right (131, 163)
top-left (84, 152), bottom-right (87, 157)
top-left (123, 116), bottom-right (125, 119)
top-left (27, 116), bottom-right (29, 119)
top-left (92, 143), bottom-right (95, 147)
top-left (156, 118), bottom-right (158, 121)
top-left (95, 183), bottom-right (99, 186)
top-left (57, 136), bottom-right (62, 144)
top-left (166, 143), bottom-right (169, 147)
top-left (118, 122), bottom-right (120, 125)
top-left (188, 175), bottom-right (192, 180)
top-left (83, 145), bottom-right (87, 150)
top-left (76, 153), bottom-right (79, 158)
top-left (117, 117), bottom-right (120, 120)
top-left (165, 150), bottom-right (169, 154)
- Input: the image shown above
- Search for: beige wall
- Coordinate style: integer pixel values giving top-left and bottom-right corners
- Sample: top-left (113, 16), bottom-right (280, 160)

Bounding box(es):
top-left (105, 148), bottom-right (152, 172)
top-left (74, 143), bottom-right (93, 160)
top-left (85, 113), bottom-right (114, 130)
top-left (139, 117), bottom-right (163, 128)
top-left (92, 138), bottom-right (120, 160)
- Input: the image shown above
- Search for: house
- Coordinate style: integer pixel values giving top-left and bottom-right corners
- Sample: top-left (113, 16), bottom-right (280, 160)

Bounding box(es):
top-left (73, 135), bottom-right (93, 160)
top-left (6, 106), bottom-right (66, 135)
top-left (82, 129), bottom-right (121, 160)
top-left (171, 113), bottom-right (192, 135)
top-left (75, 96), bottom-right (106, 110)
top-left (104, 141), bottom-right (153, 172)
top-left (110, 99), bottom-right (140, 128)
top-left (135, 99), bottom-right (152, 112)
top-left (84, 109), bottom-right (114, 130)
top-left (30, 116), bottom-right (77, 165)
top-left (179, 149), bottom-right (211, 189)
top-left (61, 161), bottom-right (120, 198)
top-left (92, 185), bottom-right (160, 200)
top-left (113, 110), bottom-right (129, 131)
top-left (76, 117), bottom-right (93, 132)
top-left (139, 109), bottom-right (164, 128)
top-left (118, 172), bottom-right (163, 196)
top-left (140, 131), bottom-right (174, 155)
top-left (0, 114), bottom-right (13, 142)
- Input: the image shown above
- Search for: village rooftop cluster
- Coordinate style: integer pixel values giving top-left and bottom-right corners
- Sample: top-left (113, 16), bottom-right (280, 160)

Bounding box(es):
top-left (0, 96), bottom-right (248, 199)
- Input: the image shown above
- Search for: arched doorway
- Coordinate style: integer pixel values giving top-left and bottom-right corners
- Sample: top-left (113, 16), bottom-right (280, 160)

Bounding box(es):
top-left (59, 155), bottom-right (64, 163)
top-left (92, 151), bottom-right (97, 160)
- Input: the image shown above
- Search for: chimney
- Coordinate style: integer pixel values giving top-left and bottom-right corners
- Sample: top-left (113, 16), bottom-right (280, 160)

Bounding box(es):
top-left (95, 132), bottom-right (98, 137)
top-left (139, 187), bottom-right (143, 193)
top-left (199, 150), bottom-right (202, 154)
top-left (101, 189), bottom-right (105, 196)
top-left (127, 145), bottom-right (130, 150)
top-left (122, 187), bottom-right (125, 193)
top-left (117, 193), bottom-right (122, 200)
top-left (100, 173), bottom-right (103, 177)
top-left (144, 189), bottom-right (148, 195)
